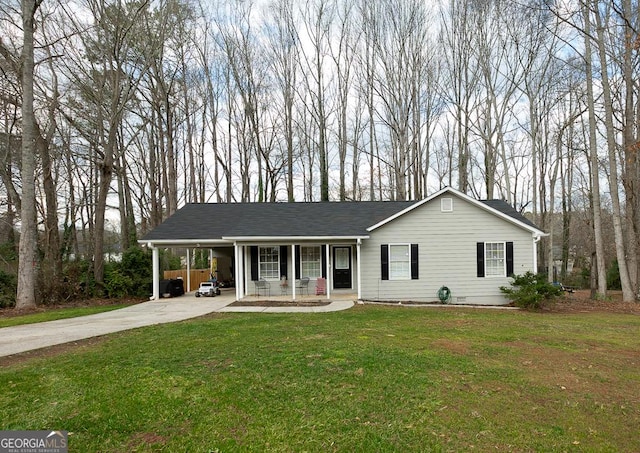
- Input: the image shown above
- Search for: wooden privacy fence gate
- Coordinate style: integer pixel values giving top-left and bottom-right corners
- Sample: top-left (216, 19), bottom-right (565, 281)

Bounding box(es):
top-left (163, 269), bottom-right (212, 292)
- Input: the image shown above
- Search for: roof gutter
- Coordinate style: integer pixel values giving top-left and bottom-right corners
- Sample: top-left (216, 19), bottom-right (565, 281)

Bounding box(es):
top-left (139, 239), bottom-right (232, 248)
top-left (139, 235), bottom-right (371, 248)
top-left (222, 235), bottom-right (370, 242)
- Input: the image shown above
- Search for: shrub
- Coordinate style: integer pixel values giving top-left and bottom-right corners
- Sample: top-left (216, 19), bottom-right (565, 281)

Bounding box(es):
top-left (500, 272), bottom-right (563, 310)
top-left (104, 267), bottom-right (134, 298)
top-left (0, 270), bottom-right (17, 308)
top-left (103, 246), bottom-right (152, 298)
top-left (63, 259), bottom-right (96, 300)
top-left (606, 260), bottom-right (621, 290)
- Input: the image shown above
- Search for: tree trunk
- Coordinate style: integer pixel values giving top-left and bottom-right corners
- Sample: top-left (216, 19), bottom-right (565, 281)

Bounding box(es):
top-left (621, 0), bottom-right (639, 298)
top-left (16, 0), bottom-right (40, 310)
top-left (583, 2), bottom-right (607, 297)
top-left (593, 1), bottom-right (634, 302)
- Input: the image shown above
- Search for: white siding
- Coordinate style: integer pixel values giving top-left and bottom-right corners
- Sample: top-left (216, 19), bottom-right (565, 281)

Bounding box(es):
top-left (360, 194), bottom-right (536, 305)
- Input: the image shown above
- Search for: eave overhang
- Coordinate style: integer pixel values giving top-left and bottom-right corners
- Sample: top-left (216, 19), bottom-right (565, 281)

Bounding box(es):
top-left (139, 235), bottom-right (370, 248)
top-left (367, 187), bottom-right (546, 237)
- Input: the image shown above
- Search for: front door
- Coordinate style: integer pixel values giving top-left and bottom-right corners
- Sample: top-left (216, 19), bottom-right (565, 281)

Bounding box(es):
top-left (333, 246), bottom-right (352, 289)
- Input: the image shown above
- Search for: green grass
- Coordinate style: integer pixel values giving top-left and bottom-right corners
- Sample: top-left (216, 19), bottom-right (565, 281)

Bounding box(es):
top-left (1, 306), bottom-right (639, 452)
top-left (0, 304), bottom-right (133, 328)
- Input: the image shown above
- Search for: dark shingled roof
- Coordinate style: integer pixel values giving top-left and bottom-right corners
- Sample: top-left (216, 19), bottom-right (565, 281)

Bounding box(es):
top-left (141, 201), bottom-right (415, 241)
top-left (480, 199), bottom-right (539, 229)
top-left (141, 198), bottom-right (541, 242)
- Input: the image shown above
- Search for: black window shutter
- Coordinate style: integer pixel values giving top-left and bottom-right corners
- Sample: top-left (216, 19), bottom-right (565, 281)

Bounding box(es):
top-left (280, 245), bottom-right (288, 279)
top-left (321, 245), bottom-right (327, 278)
top-left (506, 242), bottom-right (514, 276)
top-left (381, 244), bottom-right (389, 280)
top-left (250, 246), bottom-right (259, 281)
top-left (476, 242), bottom-right (485, 277)
top-left (295, 245), bottom-right (301, 279)
top-left (411, 244), bottom-right (419, 280)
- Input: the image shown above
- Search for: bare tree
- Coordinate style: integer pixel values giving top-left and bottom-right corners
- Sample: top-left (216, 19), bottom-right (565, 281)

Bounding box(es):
top-left (582, 1), bottom-right (608, 296)
top-left (438, 0), bottom-right (477, 194)
top-left (591, 0), bottom-right (634, 301)
top-left (369, 0), bottom-right (432, 200)
top-left (298, 0), bottom-right (333, 201)
top-left (267, 0), bottom-right (299, 202)
top-left (14, 0), bottom-right (42, 309)
top-left (64, 0), bottom-right (151, 289)
top-left (329, 0), bottom-right (360, 200)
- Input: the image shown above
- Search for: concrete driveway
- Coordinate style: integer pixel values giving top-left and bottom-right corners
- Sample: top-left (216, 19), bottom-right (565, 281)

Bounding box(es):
top-left (0, 292), bottom-right (354, 358)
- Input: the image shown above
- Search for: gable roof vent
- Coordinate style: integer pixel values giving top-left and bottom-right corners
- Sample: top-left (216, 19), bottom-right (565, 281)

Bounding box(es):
top-left (441, 197), bottom-right (453, 212)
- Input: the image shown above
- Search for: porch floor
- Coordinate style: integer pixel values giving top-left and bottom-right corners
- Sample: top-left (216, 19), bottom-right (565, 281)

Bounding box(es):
top-left (240, 289), bottom-right (357, 303)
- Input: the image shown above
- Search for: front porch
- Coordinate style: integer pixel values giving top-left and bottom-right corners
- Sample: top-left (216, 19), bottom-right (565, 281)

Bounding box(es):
top-left (237, 288), bottom-right (357, 304)
top-left (232, 240), bottom-right (363, 302)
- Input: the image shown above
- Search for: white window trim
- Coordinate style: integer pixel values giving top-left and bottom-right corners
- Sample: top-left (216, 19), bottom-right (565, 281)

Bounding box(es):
top-left (300, 245), bottom-right (322, 279)
top-left (484, 241), bottom-right (506, 278)
top-left (441, 197), bottom-right (453, 212)
top-left (389, 243), bottom-right (411, 280)
top-left (259, 246), bottom-right (280, 281)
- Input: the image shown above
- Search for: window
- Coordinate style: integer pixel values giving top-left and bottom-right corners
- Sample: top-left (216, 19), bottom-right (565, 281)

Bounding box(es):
top-left (259, 246), bottom-right (279, 280)
top-left (485, 242), bottom-right (505, 276)
top-left (381, 244), bottom-right (419, 280)
top-left (441, 197), bottom-right (453, 212)
top-left (390, 244), bottom-right (411, 280)
top-left (300, 246), bottom-right (321, 278)
top-left (477, 242), bottom-right (513, 278)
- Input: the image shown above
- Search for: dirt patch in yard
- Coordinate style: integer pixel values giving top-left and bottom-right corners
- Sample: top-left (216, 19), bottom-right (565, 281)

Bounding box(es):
top-left (544, 290), bottom-right (640, 314)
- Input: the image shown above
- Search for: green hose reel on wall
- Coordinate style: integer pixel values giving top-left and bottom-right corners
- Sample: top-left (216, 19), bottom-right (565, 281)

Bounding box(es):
top-left (437, 286), bottom-right (451, 304)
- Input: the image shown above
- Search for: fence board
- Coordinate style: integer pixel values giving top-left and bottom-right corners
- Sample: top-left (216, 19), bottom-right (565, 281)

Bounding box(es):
top-left (163, 269), bottom-right (212, 292)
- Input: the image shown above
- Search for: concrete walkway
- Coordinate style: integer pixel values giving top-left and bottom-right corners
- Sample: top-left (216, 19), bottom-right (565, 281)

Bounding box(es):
top-left (0, 292), bottom-right (354, 358)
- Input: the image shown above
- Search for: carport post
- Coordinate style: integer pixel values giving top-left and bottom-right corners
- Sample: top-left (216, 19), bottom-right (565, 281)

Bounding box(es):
top-left (234, 242), bottom-right (243, 300)
top-left (152, 246), bottom-right (160, 300)
top-left (186, 248), bottom-right (191, 292)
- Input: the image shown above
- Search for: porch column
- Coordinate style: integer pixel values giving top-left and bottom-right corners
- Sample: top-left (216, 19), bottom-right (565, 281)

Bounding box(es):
top-left (292, 244), bottom-right (297, 300)
top-left (325, 243), bottom-right (331, 299)
top-left (186, 248), bottom-right (191, 292)
top-left (152, 246), bottom-right (160, 300)
top-left (234, 242), bottom-right (243, 301)
top-left (356, 238), bottom-right (362, 300)
top-left (209, 248), bottom-right (214, 276)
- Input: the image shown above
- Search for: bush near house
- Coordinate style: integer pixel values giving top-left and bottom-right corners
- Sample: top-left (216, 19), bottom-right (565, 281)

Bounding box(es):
top-left (104, 246), bottom-right (153, 298)
top-left (0, 270), bottom-right (17, 308)
top-left (500, 272), bottom-right (563, 309)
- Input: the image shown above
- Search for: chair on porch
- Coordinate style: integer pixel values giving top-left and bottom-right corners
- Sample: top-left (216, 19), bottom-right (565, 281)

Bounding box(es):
top-left (296, 277), bottom-right (310, 295)
top-left (255, 279), bottom-right (270, 296)
top-left (315, 277), bottom-right (326, 295)
top-left (280, 276), bottom-right (289, 295)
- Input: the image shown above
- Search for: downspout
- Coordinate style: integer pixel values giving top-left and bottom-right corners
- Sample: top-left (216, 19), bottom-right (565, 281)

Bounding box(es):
top-left (533, 234), bottom-right (541, 273)
top-left (357, 238), bottom-right (362, 300)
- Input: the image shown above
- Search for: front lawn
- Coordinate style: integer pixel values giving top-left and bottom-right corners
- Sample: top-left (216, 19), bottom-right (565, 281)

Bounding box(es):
top-left (1, 305), bottom-right (638, 451)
